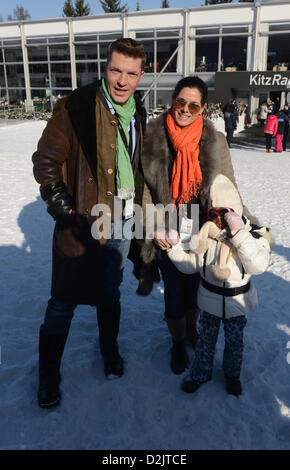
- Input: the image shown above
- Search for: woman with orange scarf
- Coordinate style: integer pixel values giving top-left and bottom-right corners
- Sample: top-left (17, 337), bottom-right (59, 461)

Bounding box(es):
top-left (141, 76), bottom-right (258, 375)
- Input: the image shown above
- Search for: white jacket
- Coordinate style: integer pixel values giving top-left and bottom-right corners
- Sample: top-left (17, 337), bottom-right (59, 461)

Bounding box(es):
top-left (167, 221), bottom-right (271, 319)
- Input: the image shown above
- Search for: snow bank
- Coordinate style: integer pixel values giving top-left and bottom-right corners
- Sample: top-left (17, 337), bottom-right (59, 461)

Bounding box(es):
top-left (0, 121), bottom-right (290, 450)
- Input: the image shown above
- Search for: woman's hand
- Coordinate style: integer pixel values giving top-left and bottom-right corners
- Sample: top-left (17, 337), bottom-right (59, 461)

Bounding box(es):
top-left (153, 231), bottom-right (173, 250)
top-left (165, 229), bottom-right (180, 246)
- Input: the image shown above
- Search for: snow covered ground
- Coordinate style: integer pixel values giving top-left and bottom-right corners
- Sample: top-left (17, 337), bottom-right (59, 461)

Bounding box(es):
top-left (0, 119), bottom-right (290, 450)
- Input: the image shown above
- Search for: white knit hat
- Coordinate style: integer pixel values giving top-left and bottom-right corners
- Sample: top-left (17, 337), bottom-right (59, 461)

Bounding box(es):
top-left (209, 174), bottom-right (243, 216)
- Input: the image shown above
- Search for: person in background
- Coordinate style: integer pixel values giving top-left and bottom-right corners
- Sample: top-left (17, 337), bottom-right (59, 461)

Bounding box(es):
top-left (279, 104), bottom-right (290, 151)
top-left (272, 96), bottom-right (280, 115)
top-left (259, 102), bottom-right (268, 127)
top-left (243, 103), bottom-right (251, 129)
top-left (275, 112), bottom-right (285, 152)
top-left (264, 112), bottom-right (278, 153)
top-left (267, 100), bottom-right (274, 115)
top-left (223, 102), bottom-right (238, 148)
top-left (166, 174), bottom-right (272, 396)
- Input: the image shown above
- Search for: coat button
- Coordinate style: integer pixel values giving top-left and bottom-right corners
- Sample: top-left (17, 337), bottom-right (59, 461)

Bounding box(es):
top-left (110, 143), bottom-right (116, 149)
top-left (106, 191), bottom-right (113, 196)
top-left (88, 177), bottom-right (93, 183)
top-left (111, 121), bottom-right (117, 126)
top-left (107, 168), bottom-right (113, 175)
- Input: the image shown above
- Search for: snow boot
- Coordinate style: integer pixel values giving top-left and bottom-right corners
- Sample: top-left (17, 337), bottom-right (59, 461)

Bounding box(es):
top-left (181, 375), bottom-right (201, 394)
top-left (38, 327), bottom-right (68, 408)
top-left (166, 317), bottom-right (189, 374)
top-left (97, 307), bottom-right (124, 379)
top-left (225, 375), bottom-right (242, 396)
top-left (185, 308), bottom-right (199, 349)
top-left (103, 342), bottom-right (124, 379)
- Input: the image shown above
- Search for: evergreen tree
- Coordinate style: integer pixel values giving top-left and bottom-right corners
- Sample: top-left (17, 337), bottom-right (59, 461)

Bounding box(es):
top-left (74, 0), bottom-right (91, 15)
top-left (136, 1), bottom-right (140, 11)
top-left (205, 0), bottom-right (232, 4)
top-left (63, 0), bottom-right (76, 16)
top-left (161, 0), bottom-right (170, 7)
top-left (7, 5), bottom-right (31, 21)
top-left (99, 0), bottom-right (128, 13)
top-left (63, 0), bottom-right (91, 16)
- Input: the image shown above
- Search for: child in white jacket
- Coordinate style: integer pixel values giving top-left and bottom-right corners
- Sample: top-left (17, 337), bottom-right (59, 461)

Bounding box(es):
top-left (166, 174), bottom-right (271, 396)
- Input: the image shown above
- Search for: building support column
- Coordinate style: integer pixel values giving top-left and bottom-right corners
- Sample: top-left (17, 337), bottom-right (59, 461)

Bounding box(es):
top-left (68, 20), bottom-right (77, 91)
top-left (183, 9), bottom-right (190, 77)
top-left (122, 14), bottom-right (128, 37)
top-left (252, 3), bottom-right (261, 71)
top-left (20, 23), bottom-right (33, 111)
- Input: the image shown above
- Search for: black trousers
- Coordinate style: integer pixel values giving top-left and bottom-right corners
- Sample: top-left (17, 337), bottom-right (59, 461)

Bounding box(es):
top-left (283, 129), bottom-right (288, 151)
top-left (265, 133), bottom-right (272, 150)
top-left (226, 128), bottom-right (234, 148)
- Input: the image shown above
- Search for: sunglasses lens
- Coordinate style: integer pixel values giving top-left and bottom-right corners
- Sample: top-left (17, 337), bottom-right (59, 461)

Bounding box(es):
top-left (174, 100), bottom-right (183, 109)
top-left (174, 100), bottom-right (200, 115)
top-left (188, 104), bottom-right (200, 114)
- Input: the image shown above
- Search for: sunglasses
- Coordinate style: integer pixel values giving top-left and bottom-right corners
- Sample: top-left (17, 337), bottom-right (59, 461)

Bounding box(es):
top-left (173, 98), bottom-right (201, 115)
top-left (207, 207), bottom-right (233, 220)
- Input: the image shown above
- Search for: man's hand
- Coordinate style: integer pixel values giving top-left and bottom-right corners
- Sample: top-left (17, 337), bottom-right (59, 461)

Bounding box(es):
top-left (41, 181), bottom-right (76, 222)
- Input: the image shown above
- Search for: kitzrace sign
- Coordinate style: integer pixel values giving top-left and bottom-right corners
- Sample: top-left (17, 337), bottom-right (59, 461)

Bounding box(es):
top-left (249, 73), bottom-right (290, 87)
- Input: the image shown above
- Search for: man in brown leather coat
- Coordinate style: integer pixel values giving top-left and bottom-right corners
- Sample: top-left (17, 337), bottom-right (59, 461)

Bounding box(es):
top-left (32, 38), bottom-right (146, 408)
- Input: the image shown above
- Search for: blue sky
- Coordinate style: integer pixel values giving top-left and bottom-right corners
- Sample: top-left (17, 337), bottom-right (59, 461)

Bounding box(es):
top-left (0, 0), bottom-right (206, 21)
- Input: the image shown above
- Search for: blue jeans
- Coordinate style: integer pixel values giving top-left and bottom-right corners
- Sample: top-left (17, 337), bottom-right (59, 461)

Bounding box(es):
top-left (41, 221), bottom-right (132, 352)
top-left (156, 249), bottom-right (200, 319)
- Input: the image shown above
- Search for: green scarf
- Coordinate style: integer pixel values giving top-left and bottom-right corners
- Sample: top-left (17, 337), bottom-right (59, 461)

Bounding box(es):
top-left (102, 78), bottom-right (136, 200)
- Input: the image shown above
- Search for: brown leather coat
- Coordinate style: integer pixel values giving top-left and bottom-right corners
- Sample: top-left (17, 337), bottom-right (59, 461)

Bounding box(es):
top-left (32, 81), bottom-right (146, 305)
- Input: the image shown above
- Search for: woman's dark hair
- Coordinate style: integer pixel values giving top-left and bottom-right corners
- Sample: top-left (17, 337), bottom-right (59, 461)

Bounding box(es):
top-left (172, 76), bottom-right (208, 106)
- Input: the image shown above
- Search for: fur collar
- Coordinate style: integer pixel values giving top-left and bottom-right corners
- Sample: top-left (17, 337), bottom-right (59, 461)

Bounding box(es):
top-left (141, 112), bottom-right (220, 208)
top-left (65, 81), bottom-right (147, 183)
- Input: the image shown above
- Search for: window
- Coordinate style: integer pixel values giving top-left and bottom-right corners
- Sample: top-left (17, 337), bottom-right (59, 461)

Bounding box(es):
top-left (4, 47), bottom-right (23, 63)
top-left (221, 37), bottom-right (247, 71)
top-left (267, 34), bottom-right (290, 70)
top-left (28, 46), bottom-right (48, 62)
top-left (49, 45), bottom-right (70, 61)
top-left (75, 44), bottom-right (98, 61)
top-left (50, 63), bottom-right (71, 88)
top-left (29, 64), bottom-right (49, 87)
top-left (0, 65), bottom-right (5, 86)
top-left (6, 64), bottom-right (25, 87)
top-left (76, 62), bottom-right (98, 87)
top-left (196, 37), bottom-right (218, 72)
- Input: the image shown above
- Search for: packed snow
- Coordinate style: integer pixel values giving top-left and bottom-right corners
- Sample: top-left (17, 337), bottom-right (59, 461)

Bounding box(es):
top-left (0, 119), bottom-right (290, 450)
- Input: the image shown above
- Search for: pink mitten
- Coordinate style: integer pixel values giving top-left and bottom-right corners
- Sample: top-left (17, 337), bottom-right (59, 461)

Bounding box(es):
top-left (224, 211), bottom-right (245, 236)
top-left (165, 229), bottom-right (180, 246)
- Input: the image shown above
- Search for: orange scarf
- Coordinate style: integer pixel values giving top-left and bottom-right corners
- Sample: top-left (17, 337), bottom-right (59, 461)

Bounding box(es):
top-left (165, 112), bottom-right (203, 206)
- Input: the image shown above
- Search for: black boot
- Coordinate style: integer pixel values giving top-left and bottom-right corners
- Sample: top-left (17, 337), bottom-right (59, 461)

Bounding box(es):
top-left (38, 327), bottom-right (68, 408)
top-left (103, 342), bottom-right (124, 379)
top-left (97, 306), bottom-right (124, 379)
top-left (225, 375), bottom-right (242, 396)
top-left (166, 317), bottom-right (189, 374)
top-left (181, 375), bottom-right (201, 394)
top-left (171, 339), bottom-right (189, 375)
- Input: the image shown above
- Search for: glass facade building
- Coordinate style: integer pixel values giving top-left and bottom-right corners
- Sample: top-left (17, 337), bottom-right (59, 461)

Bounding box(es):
top-left (0, 1), bottom-right (290, 117)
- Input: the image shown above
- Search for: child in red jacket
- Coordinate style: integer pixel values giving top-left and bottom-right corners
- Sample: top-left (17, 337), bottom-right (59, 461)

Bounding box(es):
top-left (264, 114), bottom-right (278, 153)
